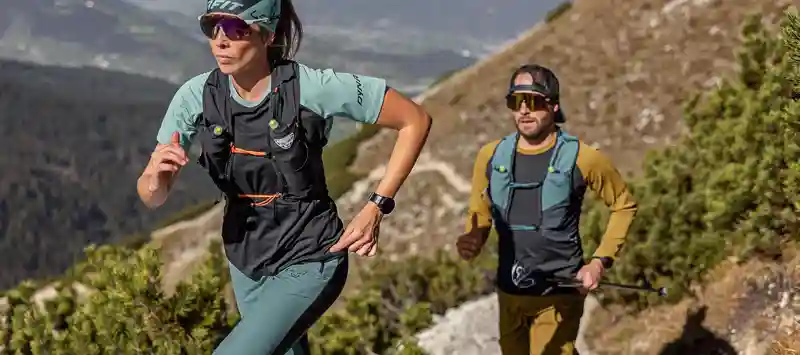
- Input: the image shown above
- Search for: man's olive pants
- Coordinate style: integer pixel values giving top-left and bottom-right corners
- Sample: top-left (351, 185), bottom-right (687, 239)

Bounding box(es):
top-left (497, 290), bottom-right (585, 355)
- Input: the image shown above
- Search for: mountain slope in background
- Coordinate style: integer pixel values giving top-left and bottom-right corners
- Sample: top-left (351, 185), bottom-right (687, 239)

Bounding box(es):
top-left (0, 59), bottom-right (220, 289)
top-left (0, 0), bottom-right (216, 84)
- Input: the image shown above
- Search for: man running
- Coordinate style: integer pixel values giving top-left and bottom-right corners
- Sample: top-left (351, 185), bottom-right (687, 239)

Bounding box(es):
top-left (136, 0), bottom-right (431, 353)
top-left (455, 64), bottom-right (637, 355)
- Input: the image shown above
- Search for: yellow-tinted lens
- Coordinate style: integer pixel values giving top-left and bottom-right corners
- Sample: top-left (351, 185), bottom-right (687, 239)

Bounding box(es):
top-left (506, 93), bottom-right (548, 111)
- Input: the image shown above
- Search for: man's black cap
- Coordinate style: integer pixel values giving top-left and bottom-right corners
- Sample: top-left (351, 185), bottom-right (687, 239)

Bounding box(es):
top-left (507, 64), bottom-right (565, 123)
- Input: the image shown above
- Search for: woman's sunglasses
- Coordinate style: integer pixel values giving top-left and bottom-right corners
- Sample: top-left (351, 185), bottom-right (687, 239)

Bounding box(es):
top-left (505, 92), bottom-right (551, 111)
top-left (199, 15), bottom-right (265, 40)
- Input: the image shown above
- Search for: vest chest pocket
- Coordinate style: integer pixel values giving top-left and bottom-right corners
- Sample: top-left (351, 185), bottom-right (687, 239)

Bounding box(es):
top-left (268, 116), bottom-right (313, 198)
top-left (541, 169), bottom-right (572, 207)
top-left (539, 169), bottom-right (573, 230)
top-left (197, 118), bottom-right (233, 183)
top-left (488, 163), bottom-right (513, 212)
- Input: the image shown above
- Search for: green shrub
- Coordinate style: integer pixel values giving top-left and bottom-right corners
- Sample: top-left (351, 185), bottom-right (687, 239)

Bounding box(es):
top-left (545, 2), bottom-right (572, 23)
top-left (579, 11), bottom-right (800, 309)
top-left (0, 241), bottom-right (236, 354)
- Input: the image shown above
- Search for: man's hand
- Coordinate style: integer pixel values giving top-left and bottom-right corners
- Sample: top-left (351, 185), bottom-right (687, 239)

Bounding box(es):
top-left (575, 258), bottom-right (605, 294)
top-left (329, 202), bottom-right (383, 257)
top-left (456, 214), bottom-right (488, 261)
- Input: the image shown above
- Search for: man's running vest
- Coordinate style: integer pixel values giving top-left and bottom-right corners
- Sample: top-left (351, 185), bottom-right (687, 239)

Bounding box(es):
top-left (486, 129), bottom-right (583, 288)
top-left (195, 60), bottom-right (342, 279)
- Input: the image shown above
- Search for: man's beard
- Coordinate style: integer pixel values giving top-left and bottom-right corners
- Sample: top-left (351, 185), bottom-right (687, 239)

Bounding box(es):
top-left (516, 120), bottom-right (552, 142)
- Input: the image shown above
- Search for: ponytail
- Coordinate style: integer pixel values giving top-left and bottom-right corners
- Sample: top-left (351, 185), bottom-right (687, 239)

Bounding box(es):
top-left (269, 0), bottom-right (303, 60)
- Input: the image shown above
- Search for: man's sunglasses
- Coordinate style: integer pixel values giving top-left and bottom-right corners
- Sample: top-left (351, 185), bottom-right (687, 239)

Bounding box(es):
top-left (198, 15), bottom-right (271, 40)
top-left (505, 92), bottom-right (551, 111)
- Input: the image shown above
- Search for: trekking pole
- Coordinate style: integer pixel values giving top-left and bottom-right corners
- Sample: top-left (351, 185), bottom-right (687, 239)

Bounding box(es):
top-left (546, 277), bottom-right (668, 297)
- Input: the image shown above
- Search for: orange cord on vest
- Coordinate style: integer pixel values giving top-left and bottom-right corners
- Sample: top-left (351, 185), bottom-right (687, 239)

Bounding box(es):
top-left (238, 194), bottom-right (282, 206)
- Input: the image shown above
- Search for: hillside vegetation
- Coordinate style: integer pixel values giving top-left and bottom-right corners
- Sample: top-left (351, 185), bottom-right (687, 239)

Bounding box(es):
top-left (0, 6), bottom-right (797, 355)
top-left (0, 60), bottom-right (219, 289)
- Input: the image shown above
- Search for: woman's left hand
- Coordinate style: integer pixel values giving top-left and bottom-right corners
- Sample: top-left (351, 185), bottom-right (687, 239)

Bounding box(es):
top-left (329, 203), bottom-right (383, 257)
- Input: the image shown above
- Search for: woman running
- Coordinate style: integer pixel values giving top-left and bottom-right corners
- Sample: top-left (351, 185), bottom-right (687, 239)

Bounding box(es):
top-left (135, 0), bottom-right (432, 353)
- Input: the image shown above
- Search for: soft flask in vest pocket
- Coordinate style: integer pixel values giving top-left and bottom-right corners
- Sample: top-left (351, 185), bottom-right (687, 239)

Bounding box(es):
top-left (267, 85), bottom-right (315, 199)
top-left (197, 117), bottom-right (233, 189)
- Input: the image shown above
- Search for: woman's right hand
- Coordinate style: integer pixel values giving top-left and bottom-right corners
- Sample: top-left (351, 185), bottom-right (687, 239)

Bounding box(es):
top-left (146, 132), bottom-right (189, 192)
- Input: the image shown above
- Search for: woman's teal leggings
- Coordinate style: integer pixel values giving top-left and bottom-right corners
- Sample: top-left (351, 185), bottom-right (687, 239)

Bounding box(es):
top-left (213, 256), bottom-right (348, 355)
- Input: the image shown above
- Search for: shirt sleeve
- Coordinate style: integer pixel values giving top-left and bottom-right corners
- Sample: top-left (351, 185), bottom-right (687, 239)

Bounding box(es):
top-left (465, 141), bottom-right (500, 233)
top-left (576, 141), bottom-right (638, 261)
top-left (155, 71), bottom-right (210, 151)
top-left (297, 63), bottom-right (387, 124)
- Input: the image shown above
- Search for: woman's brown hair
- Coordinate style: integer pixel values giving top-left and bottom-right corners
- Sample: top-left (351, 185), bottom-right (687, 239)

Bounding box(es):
top-left (269, 0), bottom-right (303, 60)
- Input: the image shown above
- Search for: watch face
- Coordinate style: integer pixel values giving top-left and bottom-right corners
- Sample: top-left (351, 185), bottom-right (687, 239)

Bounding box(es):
top-left (382, 198), bottom-right (396, 214)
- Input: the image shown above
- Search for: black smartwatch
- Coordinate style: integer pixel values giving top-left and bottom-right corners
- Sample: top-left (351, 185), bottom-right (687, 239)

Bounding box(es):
top-left (368, 192), bottom-right (395, 215)
top-left (592, 256), bottom-right (613, 269)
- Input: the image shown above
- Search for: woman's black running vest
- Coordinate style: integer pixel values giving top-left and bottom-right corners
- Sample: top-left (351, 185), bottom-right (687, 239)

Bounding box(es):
top-left (196, 60), bottom-right (344, 280)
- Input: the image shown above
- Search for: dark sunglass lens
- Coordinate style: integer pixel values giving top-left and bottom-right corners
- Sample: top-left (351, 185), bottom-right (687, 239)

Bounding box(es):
top-left (199, 16), bottom-right (220, 38)
top-left (199, 16), bottom-right (250, 39)
top-left (217, 18), bottom-right (251, 40)
top-left (506, 95), bottom-right (518, 110)
top-left (531, 95), bottom-right (548, 110)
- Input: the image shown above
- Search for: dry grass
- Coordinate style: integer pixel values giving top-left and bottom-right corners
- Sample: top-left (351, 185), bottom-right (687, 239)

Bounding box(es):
top-left (772, 332), bottom-right (800, 355)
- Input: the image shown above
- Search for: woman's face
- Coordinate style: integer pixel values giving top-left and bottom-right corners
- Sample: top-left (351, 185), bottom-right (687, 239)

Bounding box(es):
top-left (201, 13), bottom-right (272, 75)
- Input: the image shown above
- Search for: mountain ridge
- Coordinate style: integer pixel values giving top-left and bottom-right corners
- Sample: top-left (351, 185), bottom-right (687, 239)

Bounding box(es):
top-left (0, 0), bottom-right (216, 83)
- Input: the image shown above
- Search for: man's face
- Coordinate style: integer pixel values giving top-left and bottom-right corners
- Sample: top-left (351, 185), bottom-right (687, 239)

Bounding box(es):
top-left (509, 73), bottom-right (558, 140)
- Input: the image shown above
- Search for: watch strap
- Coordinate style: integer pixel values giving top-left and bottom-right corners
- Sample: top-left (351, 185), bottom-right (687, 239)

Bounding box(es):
top-left (592, 256), bottom-right (613, 269)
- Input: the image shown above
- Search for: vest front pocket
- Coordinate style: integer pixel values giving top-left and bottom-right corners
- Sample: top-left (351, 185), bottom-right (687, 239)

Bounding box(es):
top-left (197, 120), bottom-right (233, 185)
top-left (269, 119), bottom-right (314, 198)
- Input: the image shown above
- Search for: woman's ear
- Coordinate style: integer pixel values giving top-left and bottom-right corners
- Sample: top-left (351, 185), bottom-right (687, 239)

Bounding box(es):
top-left (261, 30), bottom-right (276, 47)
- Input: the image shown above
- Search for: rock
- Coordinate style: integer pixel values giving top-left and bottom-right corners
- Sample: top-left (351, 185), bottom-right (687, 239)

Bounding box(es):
top-left (415, 294), bottom-right (601, 355)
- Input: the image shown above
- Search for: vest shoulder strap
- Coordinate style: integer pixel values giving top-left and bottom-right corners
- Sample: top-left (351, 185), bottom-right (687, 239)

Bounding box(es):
top-left (204, 68), bottom-right (227, 93)
top-left (551, 130), bottom-right (580, 175)
top-left (486, 132), bottom-right (518, 180)
top-left (272, 59), bottom-right (301, 117)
